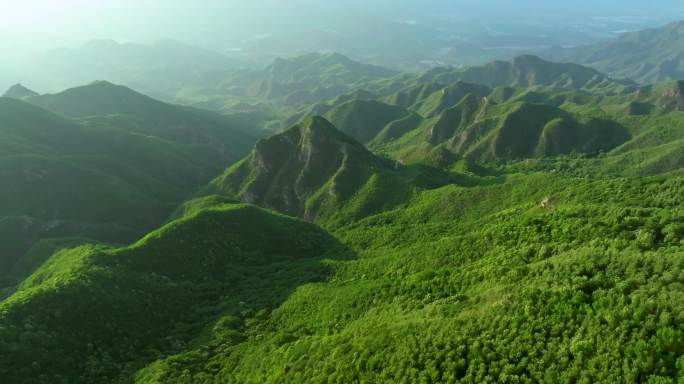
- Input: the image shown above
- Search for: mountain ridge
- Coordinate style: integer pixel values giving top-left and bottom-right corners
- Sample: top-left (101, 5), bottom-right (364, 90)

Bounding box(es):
top-left (542, 20), bottom-right (684, 83)
top-left (416, 54), bottom-right (635, 93)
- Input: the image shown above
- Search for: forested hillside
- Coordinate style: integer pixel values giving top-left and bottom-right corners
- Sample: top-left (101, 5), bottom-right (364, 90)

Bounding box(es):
top-left (1, 39), bottom-right (684, 384)
top-left (0, 84), bottom-right (264, 291)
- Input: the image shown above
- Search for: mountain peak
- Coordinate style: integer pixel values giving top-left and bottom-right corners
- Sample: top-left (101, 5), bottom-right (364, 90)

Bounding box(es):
top-left (89, 80), bottom-right (118, 87)
top-left (301, 115), bottom-right (339, 134)
top-left (2, 84), bottom-right (39, 100)
top-left (24, 81), bottom-right (155, 118)
top-left (320, 51), bottom-right (354, 63)
top-left (295, 115), bottom-right (364, 149)
top-left (260, 52), bottom-right (396, 104)
top-left (210, 116), bottom-right (399, 221)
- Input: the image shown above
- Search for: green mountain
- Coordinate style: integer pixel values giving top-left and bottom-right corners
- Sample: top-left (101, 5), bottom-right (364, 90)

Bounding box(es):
top-left (3, 170), bottom-right (683, 383)
top-left (410, 82), bottom-right (492, 118)
top-left (413, 55), bottom-right (635, 93)
top-left (4, 44), bottom-right (684, 384)
top-left (324, 99), bottom-right (414, 143)
top-left (0, 202), bottom-right (345, 383)
top-left (381, 82), bottom-right (447, 109)
top-left (544, 20), bottom-right (684, 84)
top-left (331, 75), bottom-right (684, 177)
top-left (23, 81), bottom-right (259, 161)
top-left (259, 53), bottom-right (395, 99)
top-left (428, 101), bottom-right (630, 161)
top-left (149, 54), bottom-right (626, 121)
top-left (219, 53), bottom-right (396, 106)
top-left (208, 116), bottom-right (413, 224)
top-left (2, 84), bottom-right (38, 100)
top-left (0, 88), bottom-right (263, 287)
top-left (643, 80), bottom-right (684, 111)
top-left (348, 86), bottom-right (633, 165)
top-left (144, 172), bottom-right (684, 383)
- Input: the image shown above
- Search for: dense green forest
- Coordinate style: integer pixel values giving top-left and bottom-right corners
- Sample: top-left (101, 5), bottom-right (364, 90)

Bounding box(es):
top-left (2, 26), bottom-right (684, 384)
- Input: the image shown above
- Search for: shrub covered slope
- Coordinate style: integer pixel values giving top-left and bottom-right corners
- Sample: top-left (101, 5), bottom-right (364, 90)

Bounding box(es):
top-left (2, 54), bottom-right (684, 384)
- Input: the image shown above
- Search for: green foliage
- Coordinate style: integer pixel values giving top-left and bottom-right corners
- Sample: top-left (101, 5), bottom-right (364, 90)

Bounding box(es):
top-left (24, 81), bottom-right (259, 161)
top-left (411, 55), bottom-right (635, 94)
top-left (4, 50), bottom-right (684, 384)
top-left (0, 204), bottom-right (345, 383)
top-left (325, 99), bottom-right (412, 143)
top-left (130, 172), bottom-right (684, 383)
top-left (209, 116), bottom-right (418, 224)
top-left (0, 88), bottom-right (262, 282)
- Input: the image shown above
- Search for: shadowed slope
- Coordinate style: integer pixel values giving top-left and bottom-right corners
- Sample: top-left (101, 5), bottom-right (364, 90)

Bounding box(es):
top-left (0, 203), bottom-right (348, 383)
top-left (24, 81), bottom-right (259, 163)
top-left (324, 99), bottom-right (414, 143)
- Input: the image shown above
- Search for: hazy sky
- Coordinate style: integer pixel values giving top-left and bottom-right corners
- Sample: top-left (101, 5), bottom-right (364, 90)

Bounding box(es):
top-left (2, 0), bottom-right (684, 53)
top-left (2, 0), bottom-right (684, 92)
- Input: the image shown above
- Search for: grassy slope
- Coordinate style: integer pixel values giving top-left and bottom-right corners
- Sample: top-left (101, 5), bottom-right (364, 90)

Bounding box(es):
top-left (0, 203), bottom-right (347, 384)
top-left (3, 59), bottom-right (684, 384)
top-left (324, 99), bottom-right (412, 143)
top-left (132, 172), bottom-right (684, 383)
top-left (0, 94), bottom-right (261, 286)
top-left (132, 81), bottom-right (684, 380)
top-left (24, 81), bottom-right (260, 163)
top-left (370, 80), bottom-right (684, 176)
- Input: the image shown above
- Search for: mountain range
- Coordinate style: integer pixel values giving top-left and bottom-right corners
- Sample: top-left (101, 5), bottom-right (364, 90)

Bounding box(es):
top-left (543, 20), bottom-right (684, 84)
top-left (2, 26), bottom-right (684, 383)
top-left (0, 82), bottom-right (264, 289)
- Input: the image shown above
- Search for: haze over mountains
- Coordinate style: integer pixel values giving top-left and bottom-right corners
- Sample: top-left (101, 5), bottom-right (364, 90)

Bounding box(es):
top-left (0, 81), bottom-right (264, 288)
top-left (2, 2), bottom-right (684, 383)
top-left (8, 15), bottom-right (684, 109)
top-left (544, 20), bottom-right (684, 84)
top-left (3, 0), bottom-right (684, 93)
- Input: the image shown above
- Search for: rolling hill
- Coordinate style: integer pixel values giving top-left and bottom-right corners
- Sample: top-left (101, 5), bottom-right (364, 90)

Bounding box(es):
top-left (0, 87), bottom-right (263, 288)
top-left (3, 169), bottom-right (683, 383)
top-left (20, 81), bottom-right (260, 162)
top-left (218, 52), bottom-right (397, 106)
top-left (310, 81), bottom-right (635, 165)
top-left (412, 55), bottom-right (636, 94)
top-left (0, 203), bottom-right (346, 383)
top-left (324, 99), bottom-right (414, 143)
